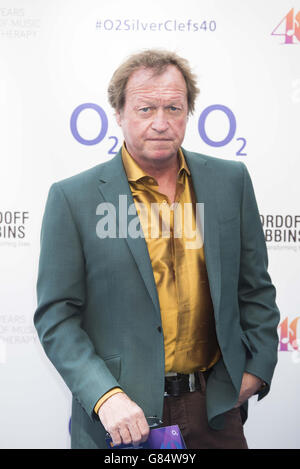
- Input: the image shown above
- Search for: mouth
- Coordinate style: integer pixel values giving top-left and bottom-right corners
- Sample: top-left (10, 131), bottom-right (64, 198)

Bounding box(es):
top-left (146, 138), bottom-right (173, 141)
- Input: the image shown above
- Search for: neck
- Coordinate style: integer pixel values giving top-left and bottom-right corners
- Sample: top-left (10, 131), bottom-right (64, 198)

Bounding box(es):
top-left (131, 152), bottom-right (180, 184)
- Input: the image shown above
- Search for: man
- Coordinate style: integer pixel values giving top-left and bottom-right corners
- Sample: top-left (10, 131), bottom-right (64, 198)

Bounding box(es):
top-left (34, 49), bottom-right (280, 449)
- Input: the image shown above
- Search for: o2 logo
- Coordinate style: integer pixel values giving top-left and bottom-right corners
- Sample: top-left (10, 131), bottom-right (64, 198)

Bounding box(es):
top-left (271, 8), bottom-right (300, 44)
top-left (198, 104), bottom-right (246, 156)
top-left (278, 316), bottom-right (300, 352)
top-left (70, 102), bottom-right (246, 156)
top-left (70, 103), bottom-right (119, 155)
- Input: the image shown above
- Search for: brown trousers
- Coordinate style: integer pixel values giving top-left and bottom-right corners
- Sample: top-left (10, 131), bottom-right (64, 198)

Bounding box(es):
top-left (162, 372), bottom-right (248, 449)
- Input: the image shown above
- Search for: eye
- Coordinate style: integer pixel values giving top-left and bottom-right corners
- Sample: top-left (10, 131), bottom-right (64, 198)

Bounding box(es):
top-left (167, 105), bottom-right (181, 112)
top-left (139, 107), bottom-right (151, 113)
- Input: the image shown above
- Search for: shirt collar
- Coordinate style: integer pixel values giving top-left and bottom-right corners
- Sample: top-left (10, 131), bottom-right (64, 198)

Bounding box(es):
top-left (121, 142), bottom-right (191, 183)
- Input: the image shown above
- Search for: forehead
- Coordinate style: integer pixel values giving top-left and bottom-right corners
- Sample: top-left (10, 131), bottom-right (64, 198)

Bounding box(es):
top-left (125, 65), bottom-right (187, 102)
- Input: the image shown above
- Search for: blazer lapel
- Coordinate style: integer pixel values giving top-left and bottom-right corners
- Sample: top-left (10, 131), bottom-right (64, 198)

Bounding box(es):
top-left (183, 149), bottom-right (222, 322)
top-left (97, 148), bottom-right (221, 322)
top-left (97, 150), bottom-right (161, 318)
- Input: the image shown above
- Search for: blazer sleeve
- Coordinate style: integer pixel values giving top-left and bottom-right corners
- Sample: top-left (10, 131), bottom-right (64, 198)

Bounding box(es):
top-left (238, 163), bottom-right (280, 399)
top-left (34, 183), bottom-right (121, 419)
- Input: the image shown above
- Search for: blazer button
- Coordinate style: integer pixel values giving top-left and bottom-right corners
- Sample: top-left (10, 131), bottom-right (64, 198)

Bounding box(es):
top-left (157, 326), bottom-right (162, 333)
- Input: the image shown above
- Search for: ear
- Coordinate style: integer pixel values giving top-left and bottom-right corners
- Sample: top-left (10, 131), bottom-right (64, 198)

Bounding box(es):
top-left (115, 109), bottom-right (122, 127)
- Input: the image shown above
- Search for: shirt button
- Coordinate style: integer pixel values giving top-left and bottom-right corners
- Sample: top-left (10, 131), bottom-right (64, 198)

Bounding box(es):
top-left (157, 326), bottom-right (162, 333)
top-left (162, 200), bottom-right (168, 205)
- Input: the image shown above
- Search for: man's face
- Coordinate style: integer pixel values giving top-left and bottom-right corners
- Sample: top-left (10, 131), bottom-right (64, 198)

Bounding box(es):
top-left (116, 65), bottom-right (189, 166)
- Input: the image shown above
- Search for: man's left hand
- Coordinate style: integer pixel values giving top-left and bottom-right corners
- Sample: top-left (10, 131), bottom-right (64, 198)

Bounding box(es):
top-left (234, 372), bottom-right (263, 408)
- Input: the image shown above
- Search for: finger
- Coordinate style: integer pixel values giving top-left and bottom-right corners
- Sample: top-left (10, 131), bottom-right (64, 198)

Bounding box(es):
top-left (127, 421), bottom-right (143, 447)
top-left (136, 415), bottom-right (150, 443)
top-left (119, 425), bottom-right (132, 446)
top-left (109, 428), bottom-right (122, 447)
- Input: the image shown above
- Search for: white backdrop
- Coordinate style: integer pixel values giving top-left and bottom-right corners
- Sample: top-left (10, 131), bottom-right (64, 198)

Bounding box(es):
top-left (0, 0), bottom-right (299, 449)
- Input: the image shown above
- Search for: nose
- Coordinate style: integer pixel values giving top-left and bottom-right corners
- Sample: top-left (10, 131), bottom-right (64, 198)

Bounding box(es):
top-left (151, 109), bottom-right (169, 133)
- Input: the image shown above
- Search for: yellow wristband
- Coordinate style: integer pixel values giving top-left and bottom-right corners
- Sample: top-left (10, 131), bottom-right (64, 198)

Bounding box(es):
top-left (94, 387), bottom-right (124, 415)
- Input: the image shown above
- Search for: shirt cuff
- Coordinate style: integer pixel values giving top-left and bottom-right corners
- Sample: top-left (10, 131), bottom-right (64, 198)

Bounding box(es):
top-left (94, 387), bottom-right (124, 415)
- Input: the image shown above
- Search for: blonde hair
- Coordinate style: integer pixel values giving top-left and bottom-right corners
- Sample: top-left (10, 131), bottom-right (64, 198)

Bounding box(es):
top-left (108, 49), bottom-right (200, 114)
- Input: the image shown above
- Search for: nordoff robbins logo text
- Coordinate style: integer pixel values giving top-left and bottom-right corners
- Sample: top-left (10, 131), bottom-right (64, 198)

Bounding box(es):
top-left (96, 195), bottom-right (204, 249)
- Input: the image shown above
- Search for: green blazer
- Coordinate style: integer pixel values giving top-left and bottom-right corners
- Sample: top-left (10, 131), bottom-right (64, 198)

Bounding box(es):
top-left (34, 149), bottom-right (280, 449)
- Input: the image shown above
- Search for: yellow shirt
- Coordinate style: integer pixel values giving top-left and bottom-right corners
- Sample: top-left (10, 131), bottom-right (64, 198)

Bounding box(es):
top-left (94, 144), bottom-right (220, 413)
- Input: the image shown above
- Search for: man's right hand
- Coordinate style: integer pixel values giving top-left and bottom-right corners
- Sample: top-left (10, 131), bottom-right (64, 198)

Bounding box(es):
top-left (98, 392), bottom-right (150, 447)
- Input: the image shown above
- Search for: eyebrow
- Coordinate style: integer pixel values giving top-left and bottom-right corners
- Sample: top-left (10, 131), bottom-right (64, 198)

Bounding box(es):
top-left (134, 98), bottom-right (185, 106)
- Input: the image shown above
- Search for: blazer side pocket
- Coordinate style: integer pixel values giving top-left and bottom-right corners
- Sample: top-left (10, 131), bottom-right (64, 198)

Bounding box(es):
top-left (218, 213), bottom-right (239, 225)
top-left (103, 354), bottom-right (121, 381)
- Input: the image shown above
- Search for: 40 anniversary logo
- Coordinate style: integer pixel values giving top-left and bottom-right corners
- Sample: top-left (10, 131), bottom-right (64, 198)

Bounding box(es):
top-left (271, 8), bottom-right (300, 45)
top-left (70, 103), bottom-right (247, 157)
